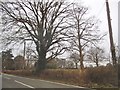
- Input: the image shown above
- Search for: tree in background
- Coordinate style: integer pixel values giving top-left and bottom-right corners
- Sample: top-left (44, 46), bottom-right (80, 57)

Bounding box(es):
top-left (114, 45), bottom-right (119, 62)
top-left (25, 43), bottom-right (37, 69)
top-left (65, 60), bottom-right (74, 69)
top-left (46, 58), bottom-right (58, 69)
top-left (69, 52), bottom-right (79, 69)
top-left (2, 49), bottom-right (14, 70)
top-left (87, 47), bottom-right (106, 67)
top-left (67, 3), bottom-right (105, 70)
top-left (0, 0), bottom-right (71, 72)
top-left (14, 55), bottom-right (25, 70)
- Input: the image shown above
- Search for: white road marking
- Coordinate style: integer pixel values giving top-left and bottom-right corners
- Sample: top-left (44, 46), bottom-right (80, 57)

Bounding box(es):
top-left (19, 76), bottom-right (84, 88)
top-left (14, 80), bottom-right (35, 88)
top-left (36, 79), bottom-right (83, 88)
top-left (4, 73), bottom-right (85, 88)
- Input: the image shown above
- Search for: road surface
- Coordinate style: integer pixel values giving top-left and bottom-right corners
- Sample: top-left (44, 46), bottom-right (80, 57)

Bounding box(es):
top-left (2, 74), bottom-right (93, 89)
top-left (0, 74), bottom-right (2, 89)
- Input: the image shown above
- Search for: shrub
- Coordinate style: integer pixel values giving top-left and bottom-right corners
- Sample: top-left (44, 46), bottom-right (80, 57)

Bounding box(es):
top-left (84, 66), bottom-right (118, 86)
top-left (3, 70), bottom-right (32, 76)
top-left (38, 69), bottom-right (81, 83)
top-left (3, 65), bottom-right (118, 88)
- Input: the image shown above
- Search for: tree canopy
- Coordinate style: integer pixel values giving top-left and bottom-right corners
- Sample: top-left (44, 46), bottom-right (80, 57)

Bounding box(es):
top-left (0, 0), bottom-right (71, 72)
top-left (0, 0), bottom-right (105, 71)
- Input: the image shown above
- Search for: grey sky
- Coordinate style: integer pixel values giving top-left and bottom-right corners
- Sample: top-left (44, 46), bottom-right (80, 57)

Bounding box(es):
top-left (80, 0), bottom-right (119, 54)
top-left (58, 0), bottom-right (119, 59)
top-left (118, 1), bottom-right (120, 56)
top-left (1, 0), bottom-right (119, 58)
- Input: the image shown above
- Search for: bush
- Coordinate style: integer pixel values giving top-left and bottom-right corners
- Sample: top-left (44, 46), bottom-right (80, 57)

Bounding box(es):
top-left (84, 66), bottom-right (118, 86)
top-left (3, 65), bottom-right (118, 88)
top-left (3, 70), bottom-right (32, 76)
top-left (38, 69), bottom-right (81, 83)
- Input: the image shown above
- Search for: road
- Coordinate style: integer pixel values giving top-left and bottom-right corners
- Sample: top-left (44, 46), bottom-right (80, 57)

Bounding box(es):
top-left (2, 74), bottom-right (93, 89)
top-left (0, 74), bottom-right (2, 89)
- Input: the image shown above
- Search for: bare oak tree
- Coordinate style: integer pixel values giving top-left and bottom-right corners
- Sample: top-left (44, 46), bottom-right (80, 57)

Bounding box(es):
top-left (67, 4), bottom-right (104, 70)
top-left (0, 0), bottom-right (71, 72)
top-left (87, 47), bottom-right (105, 67)
top-left (69, 52), bottom-right (79, 69)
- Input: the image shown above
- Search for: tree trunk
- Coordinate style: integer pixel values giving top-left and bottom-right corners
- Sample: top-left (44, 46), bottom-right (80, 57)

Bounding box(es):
top-left (77, 20), bottom-right (84, 70)
top-left (80, 59), bottom-right (84, 70)
top-left (96, 60), bottom-right (99, 67)
top-left (35, 54), bottom-right (46, 73)
top-left (75, 63), bottom-right (78, 69)
top-left (35, 59), bottom-right (46, 73)
top-left (95, 54), bottom-right (99, 67)
top-left (79, 50), bottom-right (84, 70)
top-left (35, 45), bottom-right (47, 73)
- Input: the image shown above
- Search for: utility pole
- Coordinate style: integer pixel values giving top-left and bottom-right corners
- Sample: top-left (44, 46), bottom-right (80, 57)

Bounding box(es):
top-left (23, 39), bottom-right (33, 69)
top-left (106, 0), bottom-right (117, 66)
top-left (23, 40), bottom-right (26, 60)
top-left (23, 39), bottom-right (32, 60)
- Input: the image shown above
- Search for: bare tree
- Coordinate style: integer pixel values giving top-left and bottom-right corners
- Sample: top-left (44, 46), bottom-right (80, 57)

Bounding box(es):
top-left (14, 55), bottom-right (25, 70)
top-left (114, 45), bottom-right (119, 62)
top-left (69, 52), bottom-right (79, 69)
top-left (87, 47), bottom-right (105, 67)
top-left (2, 49), bottom-right (14, 70)
top-left (65, 60), bottom-right (74, 69)
top-left (67, 4), bottom-right (105, 70)
top-left (0, 0), bottom-right (71, 72)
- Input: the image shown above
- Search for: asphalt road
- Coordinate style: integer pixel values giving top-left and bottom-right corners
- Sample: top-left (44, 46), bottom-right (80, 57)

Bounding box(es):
top-left (0, 74), bottom-right (2, 89)
top-left (2, 74), bottom-right (93, 89)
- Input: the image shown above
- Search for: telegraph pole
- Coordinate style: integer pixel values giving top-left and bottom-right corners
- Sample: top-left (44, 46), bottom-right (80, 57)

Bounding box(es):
top-left (23, 39), bottom-right (32, 60)
top-left (23, 39), bottom-right (33, 69)
top-left (106, 0), bottom-right (117, 65)
top-left (23, 40), bottom-right (26, 60)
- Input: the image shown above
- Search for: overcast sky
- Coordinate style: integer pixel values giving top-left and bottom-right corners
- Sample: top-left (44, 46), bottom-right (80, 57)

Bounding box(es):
top-left (1, 0), bottom-right (119, 58)
top-left (118, 1), bottom-right (120, 57)
top-left (78, 0), bottom-right (119, 54)
top-left (17, 0), bottom-right (120, 57)
top-left (58, 0), bottom-right (119, 59)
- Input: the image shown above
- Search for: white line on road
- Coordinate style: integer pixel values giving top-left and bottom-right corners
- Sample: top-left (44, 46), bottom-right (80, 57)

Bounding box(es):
top-left (14, 80), bottom-right (35, 89)
top-left (38, 79), bottom-right (85, 88)
top-left (4, 74), bottom-right (85, 88)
